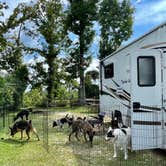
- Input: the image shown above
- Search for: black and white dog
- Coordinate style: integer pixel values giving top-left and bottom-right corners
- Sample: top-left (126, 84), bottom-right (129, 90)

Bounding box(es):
top-left (105, 126), bottom-right (131, 160)
top-left (52, 114), bottom-right (73, 128)
top-left (105, 110), bottom-right (131, 160)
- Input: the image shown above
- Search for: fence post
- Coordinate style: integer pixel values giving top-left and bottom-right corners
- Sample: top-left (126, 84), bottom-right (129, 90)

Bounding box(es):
top-left (43, 100), bottom-right (49, 152)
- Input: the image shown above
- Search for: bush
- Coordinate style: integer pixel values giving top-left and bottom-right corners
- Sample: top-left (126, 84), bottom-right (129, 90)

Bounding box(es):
top-left (23, 88), bottom-right (46, 107)
top-left (54, 100), bottom-right (69, 107)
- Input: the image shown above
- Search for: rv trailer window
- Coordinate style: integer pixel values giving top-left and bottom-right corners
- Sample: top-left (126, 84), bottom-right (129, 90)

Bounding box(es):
top-left (138, 57), bottom-right (155, 86)
top-left (104, 63), bottom-right (114, 79)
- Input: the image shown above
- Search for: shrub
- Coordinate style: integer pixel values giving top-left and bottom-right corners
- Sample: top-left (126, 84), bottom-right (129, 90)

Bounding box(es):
top-left (23, 88), bottom-right (46, 107)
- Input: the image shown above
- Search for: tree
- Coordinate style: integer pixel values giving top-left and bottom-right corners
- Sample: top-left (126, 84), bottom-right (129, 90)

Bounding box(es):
top-left (12, 65), bottom-right (29, 110)
top-left (0, 2), bottom-right (36, 52)
top-left (0, 2), bottom-right (8, 51)
top-left (23, 87), bottom-right (46, 107)
top-left (55, 58), bottom-right (79, 100)
top-left (25, 0), bottom-right (66, 105)
top-left (0, 76), bottom-right (14, 107)
top-left (98, 0), bottom-right (134, 59)
top-left (0, 2), bottom-right (36, 110)
top-left (85, 70), bottom-right (99, 99)
top-left (65, 0), bottom-right (99, 105)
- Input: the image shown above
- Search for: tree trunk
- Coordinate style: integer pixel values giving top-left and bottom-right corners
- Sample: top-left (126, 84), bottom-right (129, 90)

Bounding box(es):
top-left (79, 68), bottom-right (86, 105)
top-left (47, 57), bottom-right (55, 106)
top-left (79, 30), bottom-right (86, 105)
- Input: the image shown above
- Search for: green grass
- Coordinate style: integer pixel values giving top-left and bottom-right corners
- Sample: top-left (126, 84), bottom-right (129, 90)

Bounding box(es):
top-left (0, 106), bottom-right (165, 166)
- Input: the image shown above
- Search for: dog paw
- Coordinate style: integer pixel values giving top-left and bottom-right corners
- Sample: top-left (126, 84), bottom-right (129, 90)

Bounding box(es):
top-left (113, 155), bottom-right (117, 158)
top-left (124, 156), bottom-right (128, 160)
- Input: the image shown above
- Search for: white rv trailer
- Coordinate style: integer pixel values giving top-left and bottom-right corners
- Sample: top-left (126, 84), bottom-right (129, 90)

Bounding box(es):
top-left (100, 22), bottom-right (166, 150)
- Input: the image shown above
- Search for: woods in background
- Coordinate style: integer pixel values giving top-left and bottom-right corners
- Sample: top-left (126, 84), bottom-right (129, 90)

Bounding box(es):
top-left (0, 0), bottom-right (133, 109)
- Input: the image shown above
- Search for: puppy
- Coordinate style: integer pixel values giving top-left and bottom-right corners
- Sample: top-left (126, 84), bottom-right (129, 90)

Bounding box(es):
top-left (9, 120), bottom-right (40, 141)
top-left (105, 126), bottom-right (131, 160)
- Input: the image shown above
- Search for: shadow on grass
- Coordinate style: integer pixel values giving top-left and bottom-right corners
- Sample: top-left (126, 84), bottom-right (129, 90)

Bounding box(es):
top-left (152, 149), bottom-right (166, 157)
top-left (0, 138), bottom-right (28, 146)
top-left (0, 138), bottom-right (39, 146)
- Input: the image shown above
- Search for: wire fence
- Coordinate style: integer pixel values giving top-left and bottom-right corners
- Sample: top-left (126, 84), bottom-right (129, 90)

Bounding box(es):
top-left (0, 102), bottom-right (166, 165)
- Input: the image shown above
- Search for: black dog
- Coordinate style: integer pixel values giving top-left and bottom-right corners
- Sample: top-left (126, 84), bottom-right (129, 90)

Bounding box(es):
top-left (111, 110), bottom-right (127, 129)
top-left (9, 120), bottom-right (40, 141)
top-left (13, 108), bottom-right (33, 121)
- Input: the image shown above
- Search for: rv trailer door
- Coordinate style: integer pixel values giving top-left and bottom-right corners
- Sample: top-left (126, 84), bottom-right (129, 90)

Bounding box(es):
top-left (131, 49), bottom-right (163, 150)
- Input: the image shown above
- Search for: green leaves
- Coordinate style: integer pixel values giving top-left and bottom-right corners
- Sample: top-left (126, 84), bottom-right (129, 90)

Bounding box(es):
top-left (23, 87), bottom-right (46, 107)
top-left (23, 0), bottom-right (67, 104)
top-left (98, 0), bottom-right (134, 59)
top-left (0, 0), bottom-right (134, 106)
top-left (65, 0), bottom-right (99, 104)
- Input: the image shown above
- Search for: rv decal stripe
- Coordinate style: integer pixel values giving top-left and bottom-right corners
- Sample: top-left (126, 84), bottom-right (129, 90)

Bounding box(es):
top-left (133, 109), bottom-right (150, 113)
top-left (103, 86), bottom-right (130, 109)
top-left (100, 90), bottom-right (116, 99)
top-left (104, 85), bottom-right (130, 102)
top-left (104, 85), bottom-right (124, 101)
top-left (133, 121), bottom-right (161, 126)
top-left (140, 105), bottom-right (161, 111)
top-left (112, 79), bottom-right (131, 97)
top-left (112, 79), bottom-right (120, 87)
top-left (123, 90), bottom-right (131, 97)
top-left (109, 88), bottom-right (116, 93)
top-left (105, 86), bottom-right (129, 101)
top-left (119, 94), bottom-right (130, 101)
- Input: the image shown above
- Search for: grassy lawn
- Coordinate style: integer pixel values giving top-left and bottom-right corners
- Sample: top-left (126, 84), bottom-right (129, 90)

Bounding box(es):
top-left (0, 106), bottom-right (165, 166)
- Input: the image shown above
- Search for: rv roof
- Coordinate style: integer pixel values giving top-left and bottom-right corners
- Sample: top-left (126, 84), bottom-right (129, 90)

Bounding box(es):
top-left (101, 21), bottom-right (166, 62)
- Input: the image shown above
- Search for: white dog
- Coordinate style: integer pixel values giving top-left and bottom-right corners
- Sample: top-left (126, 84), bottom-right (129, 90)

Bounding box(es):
top-left (105, 126), bottom-right (131, 160)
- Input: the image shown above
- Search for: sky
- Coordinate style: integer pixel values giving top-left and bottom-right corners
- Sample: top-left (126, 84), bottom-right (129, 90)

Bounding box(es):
top-left (87, 0), bottom-right (166, 72)
top-left (1, 0), bottom-right (166, 72)
top-left (129, 0), bottom-right (166, 43)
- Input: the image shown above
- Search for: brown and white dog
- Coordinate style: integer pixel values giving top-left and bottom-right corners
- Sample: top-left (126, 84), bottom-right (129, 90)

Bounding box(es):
top-left (9, 120), bottom-right (40, 141)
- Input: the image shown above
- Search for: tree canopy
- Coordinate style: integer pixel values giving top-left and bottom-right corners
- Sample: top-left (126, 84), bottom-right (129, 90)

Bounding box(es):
top-left (65, 0), bottom-right (99, 104)
top-left (0, 0), bottom-right (134, 108)
top-left (98, 0), bottom-right (134, 59)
